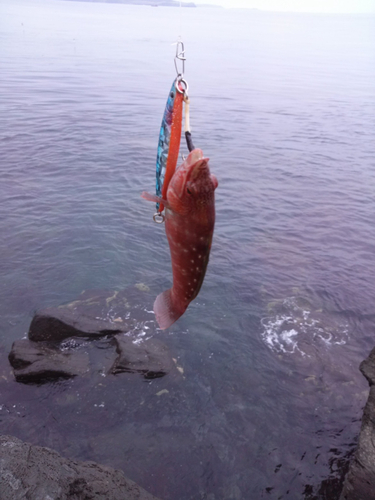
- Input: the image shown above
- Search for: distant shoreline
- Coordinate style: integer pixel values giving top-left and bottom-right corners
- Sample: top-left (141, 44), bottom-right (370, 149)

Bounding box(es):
top-left (60, 0), bottom-right (198, 7)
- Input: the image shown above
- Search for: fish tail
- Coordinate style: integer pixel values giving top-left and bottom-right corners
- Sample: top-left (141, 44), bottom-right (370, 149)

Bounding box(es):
top-left (154, 289), bottom-right (184, 330)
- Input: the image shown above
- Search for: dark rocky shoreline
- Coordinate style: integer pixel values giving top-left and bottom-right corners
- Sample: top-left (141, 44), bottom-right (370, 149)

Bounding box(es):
top-left (0, 434), bottom-right (161, 500)
top-left (339, 347), bottom-right (375, 500)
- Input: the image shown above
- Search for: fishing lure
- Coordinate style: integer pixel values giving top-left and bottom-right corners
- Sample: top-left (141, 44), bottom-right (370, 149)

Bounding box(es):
top-left (155, 78), bottom-right (184, 215)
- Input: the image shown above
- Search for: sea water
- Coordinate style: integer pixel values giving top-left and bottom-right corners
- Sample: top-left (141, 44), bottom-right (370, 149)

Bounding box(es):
top-left (1, 1), bottom-right (375, 498)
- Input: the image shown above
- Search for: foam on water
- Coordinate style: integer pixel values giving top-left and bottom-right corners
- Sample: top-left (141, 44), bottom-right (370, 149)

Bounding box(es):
top-left (261, 296), bottom-right (350, 356)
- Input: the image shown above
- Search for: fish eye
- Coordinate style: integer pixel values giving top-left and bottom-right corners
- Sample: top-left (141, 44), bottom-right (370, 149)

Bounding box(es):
top-left (187, 188), bottom-right (192, 195)
top-left (170, 92), bottom-right (175, 98)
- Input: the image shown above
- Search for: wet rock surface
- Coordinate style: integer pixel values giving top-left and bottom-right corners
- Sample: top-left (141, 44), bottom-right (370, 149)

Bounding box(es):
top-left (8, 286), bottom-right (177, 383)
top-left (8, 339), bottom-right (90, 383)
top-left (111, 334), bottom-right (175, 379)
top-left (340, 347), bottom-right (375, 500)
top-left (28, 288), bottom-right (147, 342)
top-left (0, 434), bottom-right (161, 500)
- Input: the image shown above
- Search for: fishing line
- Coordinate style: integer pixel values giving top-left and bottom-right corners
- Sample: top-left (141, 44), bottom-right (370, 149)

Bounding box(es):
top-left (179, 1), bottom-right (182, 41)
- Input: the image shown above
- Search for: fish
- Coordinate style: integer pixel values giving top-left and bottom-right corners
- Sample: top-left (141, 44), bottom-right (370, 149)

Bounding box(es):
top-left (155, 79), bottom-right (184, 213)
top-left (142, 148), bottom-right (218, 329)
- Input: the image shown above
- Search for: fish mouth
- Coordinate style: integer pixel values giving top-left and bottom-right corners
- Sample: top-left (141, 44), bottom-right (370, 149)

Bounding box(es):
top-left (189, 158), bottom-right (210, 181)
top-left (186, 148), bottom-right (204, 166)
top-left (182, 148), bottom-right (210, 175)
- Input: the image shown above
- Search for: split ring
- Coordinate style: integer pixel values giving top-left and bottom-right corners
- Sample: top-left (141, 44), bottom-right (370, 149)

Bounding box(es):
top-left (153, 212), bottom-right (165, 224)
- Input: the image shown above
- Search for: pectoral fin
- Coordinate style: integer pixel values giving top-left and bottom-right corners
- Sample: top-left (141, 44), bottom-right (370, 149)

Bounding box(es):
top-left (141, 191), bottom-right (170, 209)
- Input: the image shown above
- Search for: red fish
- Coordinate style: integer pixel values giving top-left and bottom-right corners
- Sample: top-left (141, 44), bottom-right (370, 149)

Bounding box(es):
top-left (142, 148), bottom-right (218, 329)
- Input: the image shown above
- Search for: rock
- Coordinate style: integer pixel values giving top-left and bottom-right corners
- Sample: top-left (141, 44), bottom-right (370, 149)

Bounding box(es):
top-left (9, 287), bottom-right (178, 383)
top-left (28, 295), bottom-right (130, 343)
top-left (111, 334), bottom-right (175, 379)
top-left (340, 347), bottom-right (375, 500)
top-left (0, 434), bottom-right (161, 500)
top-left (28, 287), bottom-right (153, 342)
top-left (8, 339), bottom-right (90, 383)
top-left (360, 347), bottom-right (375, 386)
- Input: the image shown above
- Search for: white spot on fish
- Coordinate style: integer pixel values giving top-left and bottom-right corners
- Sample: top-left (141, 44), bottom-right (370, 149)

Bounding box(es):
top-left (191, 260), bottom-right (194, 263)
top-left (198, 255), bottom-right (202, 259)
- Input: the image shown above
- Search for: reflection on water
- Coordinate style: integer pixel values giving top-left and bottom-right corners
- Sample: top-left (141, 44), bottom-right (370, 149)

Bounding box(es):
top-left (1, 0), bottom-right (375, 498)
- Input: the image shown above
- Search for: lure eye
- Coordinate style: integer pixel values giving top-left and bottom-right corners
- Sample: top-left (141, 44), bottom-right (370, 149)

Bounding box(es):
top-left (170, 92), bottom-right (175, 99)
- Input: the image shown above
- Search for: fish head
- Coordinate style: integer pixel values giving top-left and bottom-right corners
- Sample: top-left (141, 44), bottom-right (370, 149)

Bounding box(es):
top-left (167, 148), bottom-right (218, 215)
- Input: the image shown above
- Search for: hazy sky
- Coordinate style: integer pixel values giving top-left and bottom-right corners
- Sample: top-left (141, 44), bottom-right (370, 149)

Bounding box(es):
top-left (194, 0), bottom-right (375, 13)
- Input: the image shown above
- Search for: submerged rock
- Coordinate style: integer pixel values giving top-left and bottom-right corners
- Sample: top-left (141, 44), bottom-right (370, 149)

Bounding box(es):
top-left (8, 339), bottom-right (90, 383)
top-left (0, 434), bottom-right (161, 500)
top-left (340, 347), bottom-right (375, 500)
top-left (28, 289), bottom-right (141, 342)
top-left (8, 286), bottom-right (177, 383)
top-left (111, 334), bottom-right (175, 379)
